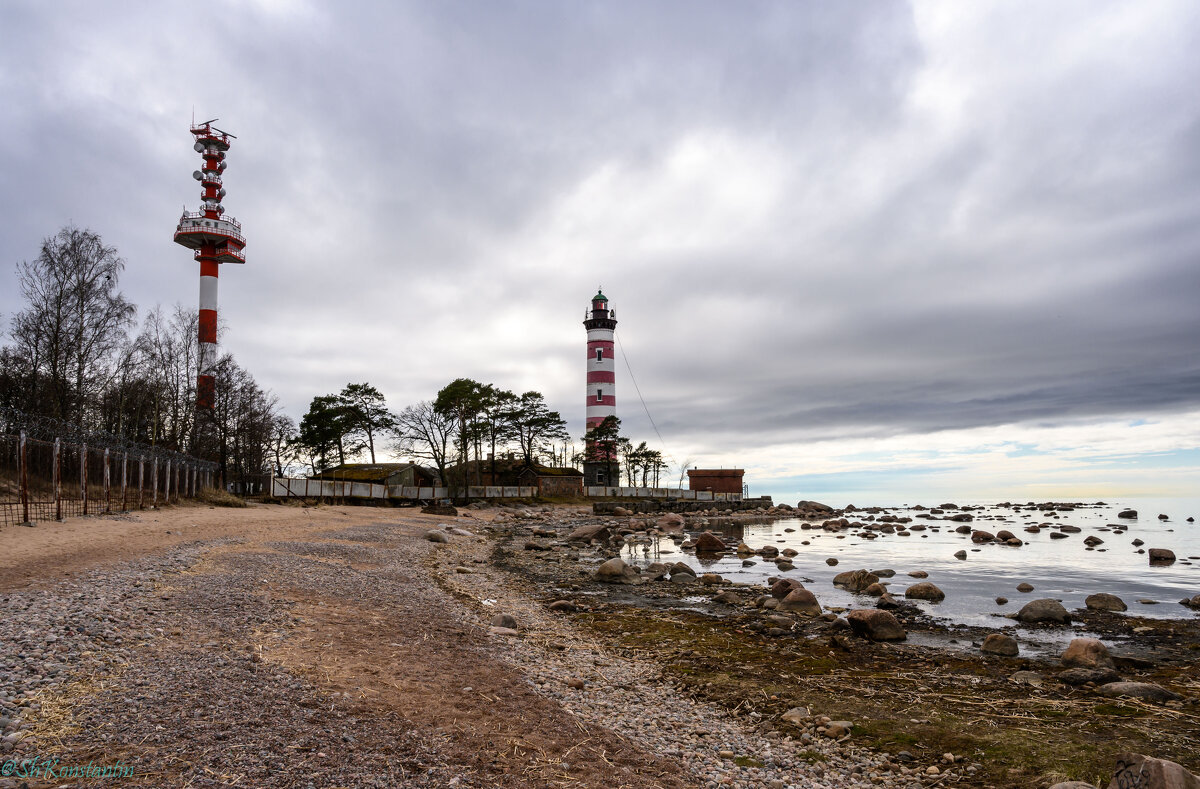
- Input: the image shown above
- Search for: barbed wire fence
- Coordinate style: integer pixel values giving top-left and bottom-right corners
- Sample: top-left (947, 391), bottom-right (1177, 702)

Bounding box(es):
top-left (0, 405), bottom-right (218, 528)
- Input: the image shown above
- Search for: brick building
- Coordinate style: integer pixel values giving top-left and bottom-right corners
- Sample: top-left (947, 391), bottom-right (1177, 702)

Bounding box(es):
top-left (687, 469), bottom-right (745, 495)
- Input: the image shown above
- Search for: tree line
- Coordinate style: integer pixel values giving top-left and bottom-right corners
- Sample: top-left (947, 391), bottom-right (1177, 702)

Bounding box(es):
top-left (290, 378), bottom-right (673, 491)
top-left (290, 378), bottom-right (574, 488)
top-left (0, 226), bottom-right (289, 487)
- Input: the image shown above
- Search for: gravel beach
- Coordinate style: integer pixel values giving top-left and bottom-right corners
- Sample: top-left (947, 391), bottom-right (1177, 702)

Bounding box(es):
top-left (1, 501), bottom-right (1195, 788)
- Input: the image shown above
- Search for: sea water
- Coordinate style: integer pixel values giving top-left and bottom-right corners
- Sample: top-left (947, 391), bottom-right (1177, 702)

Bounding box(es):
top-left (619, 496), bottom-right (1200, 650)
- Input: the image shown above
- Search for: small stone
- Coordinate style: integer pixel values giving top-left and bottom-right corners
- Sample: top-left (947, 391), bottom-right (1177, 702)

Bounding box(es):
top-left (489, 613), bottom-right (518, 630)
top-left (824, 721), bottom-right (852, 738)
top-left (781, 706), bottom-right (811, 725)
top-left (487, 626), bottom-right (519, 637)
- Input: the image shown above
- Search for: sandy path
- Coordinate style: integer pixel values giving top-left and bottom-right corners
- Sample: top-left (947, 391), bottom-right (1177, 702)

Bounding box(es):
top-left (0, 504), bottom-right (688, 788)
top-left (0, 502), bottom-right (367, 592)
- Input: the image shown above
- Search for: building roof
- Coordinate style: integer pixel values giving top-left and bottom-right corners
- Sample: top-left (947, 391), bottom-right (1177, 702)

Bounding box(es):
top-left (519, 464), bottom-right (584, 478)
top-left (311, 462), bottom-right (426, 482)
top-left (592, 289), bottom-right (608, 302)
top-left (687, 469), bottom-right (745, 477)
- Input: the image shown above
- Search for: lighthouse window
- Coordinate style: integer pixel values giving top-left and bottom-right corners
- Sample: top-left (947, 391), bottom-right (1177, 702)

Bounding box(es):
top-left (595, 348), bottom-right (603, 362)
top-left (596, 390), bottom-right (603, 402)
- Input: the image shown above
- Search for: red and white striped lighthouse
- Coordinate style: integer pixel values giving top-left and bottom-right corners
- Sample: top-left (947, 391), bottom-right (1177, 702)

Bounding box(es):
top-left (583, 289), bottom-right (618, 485)
top-left (173, 120), bottom-right (245, 410)
top-left (584, 289), bottom-right (617, 431)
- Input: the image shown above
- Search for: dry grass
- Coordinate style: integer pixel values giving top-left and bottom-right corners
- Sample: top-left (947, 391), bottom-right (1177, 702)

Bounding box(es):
top-left (25, 673), bottom-right (115, 747)
top-left (196, 486), bottom-right (248, 508)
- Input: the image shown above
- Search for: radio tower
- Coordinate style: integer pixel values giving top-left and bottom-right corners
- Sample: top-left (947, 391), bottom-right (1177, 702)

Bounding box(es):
top-left (583, 289), bottom-right (617, 485)
top-left (173, 120), bottom-right (245, 410)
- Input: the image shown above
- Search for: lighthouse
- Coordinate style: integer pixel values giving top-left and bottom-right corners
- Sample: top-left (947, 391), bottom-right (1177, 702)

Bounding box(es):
top-left (173, 120), bottom-right (245, 410)
top-left (583, 289), bottom-right (618, 485)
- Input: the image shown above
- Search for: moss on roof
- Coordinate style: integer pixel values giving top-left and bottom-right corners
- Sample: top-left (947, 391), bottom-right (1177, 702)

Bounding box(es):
top-left (311, 463), bottom-right (417, 482)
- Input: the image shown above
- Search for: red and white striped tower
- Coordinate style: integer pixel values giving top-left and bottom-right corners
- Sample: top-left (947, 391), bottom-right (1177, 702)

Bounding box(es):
top-left (173, 120), bottom-right (245, 410)
top-left (583, 289), bottom-right (617, 485)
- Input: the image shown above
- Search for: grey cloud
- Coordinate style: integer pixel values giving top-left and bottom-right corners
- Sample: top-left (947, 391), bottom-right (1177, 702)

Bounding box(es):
top-left (1, 1), bottom-right (1198, 459)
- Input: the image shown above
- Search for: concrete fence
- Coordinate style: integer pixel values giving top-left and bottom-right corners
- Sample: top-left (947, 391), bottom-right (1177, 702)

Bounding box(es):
top-left (270, 478), bottom-right (742, 503)
top-left (271, 478), bottom-right (538, 500)
top-left (584, 486), bottom-right (742, 501)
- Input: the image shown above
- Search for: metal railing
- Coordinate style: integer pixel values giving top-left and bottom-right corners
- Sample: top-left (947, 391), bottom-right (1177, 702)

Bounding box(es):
top-left (178, 210), bottom-right (242, 230)
top-left (175, 218), bottom-right (246, 246)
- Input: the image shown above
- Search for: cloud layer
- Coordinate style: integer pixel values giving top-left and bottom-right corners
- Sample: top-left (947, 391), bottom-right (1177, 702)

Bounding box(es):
top-left (2, 1), bottom-right (1198, 497)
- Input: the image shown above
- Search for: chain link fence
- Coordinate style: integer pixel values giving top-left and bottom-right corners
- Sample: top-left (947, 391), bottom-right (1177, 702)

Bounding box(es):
top-left (0, 406), bottom-right (218, 528)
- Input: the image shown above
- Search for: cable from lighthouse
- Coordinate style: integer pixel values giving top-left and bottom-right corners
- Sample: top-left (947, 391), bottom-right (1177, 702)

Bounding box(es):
top-left (614, 328), bottom-right (678, 474)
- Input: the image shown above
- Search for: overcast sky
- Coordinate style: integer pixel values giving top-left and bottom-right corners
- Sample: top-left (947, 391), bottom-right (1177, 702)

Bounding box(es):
top-left (2, 1), bottom-right (1198, 503)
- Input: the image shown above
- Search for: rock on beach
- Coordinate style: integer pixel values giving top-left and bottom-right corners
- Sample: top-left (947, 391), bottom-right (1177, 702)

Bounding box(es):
top-left (1014, 598), bottom-right (1071, 624)
top-left (981, 633), bottom-right (1019, 656)
top-left (1061, 638), bottom-right (1115, 670)
top-left (846, 609), bottom-right (907, 641)
top-left (1105, 753), bottom-right (1200, 789)
top-left (594, 557), bottom-right (641, 584)
top-left (778, 588), bottom-right (822, 617)
top-left (1098, 683), bottom-right (1184, 704)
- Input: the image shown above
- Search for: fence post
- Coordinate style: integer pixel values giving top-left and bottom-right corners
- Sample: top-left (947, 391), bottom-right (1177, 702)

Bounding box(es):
top-left (103, 448), bottom-right (111, 514)
top-left (53, 437), bottom-right (62, 521)
top-left (19, 431), bottom-right (30, 526)
top-left (138, 456), bottom-right (145, 510)
top-left (121, 452), bottom-right (128, 512)
top-left (81, 443), bottom-right (88, 516)
top-left (152, 457), bottom-right (158, 508)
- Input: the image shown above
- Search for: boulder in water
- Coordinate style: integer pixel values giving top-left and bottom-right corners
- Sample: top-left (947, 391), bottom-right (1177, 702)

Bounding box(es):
top-left (1085, 593), bottom-right (1127, 612)
top-left (904, 582), bottom-right (945, 602)
top-left (833, 569), bottom-right (880, 593)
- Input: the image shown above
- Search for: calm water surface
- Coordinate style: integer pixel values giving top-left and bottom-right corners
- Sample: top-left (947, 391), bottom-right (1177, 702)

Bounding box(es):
top-left (618, 496), bottom-right (1200, 647)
